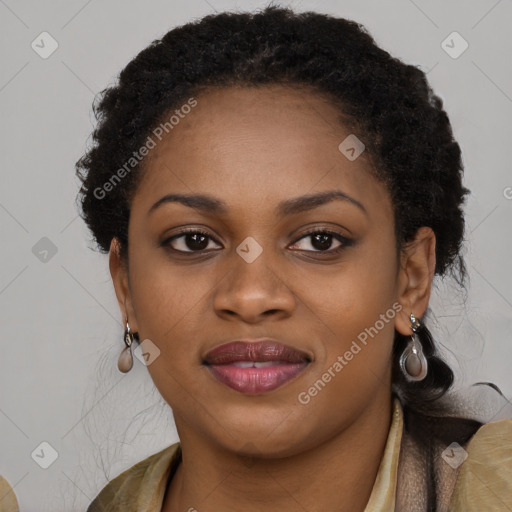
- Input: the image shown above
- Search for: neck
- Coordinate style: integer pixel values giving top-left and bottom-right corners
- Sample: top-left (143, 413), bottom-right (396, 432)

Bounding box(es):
top-left (164, 391), bottom-right (394, 512)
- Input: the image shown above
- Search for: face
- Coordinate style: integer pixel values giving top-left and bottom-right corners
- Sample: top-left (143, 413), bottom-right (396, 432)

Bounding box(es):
top-left (111, 84), bottom-right (430, 458)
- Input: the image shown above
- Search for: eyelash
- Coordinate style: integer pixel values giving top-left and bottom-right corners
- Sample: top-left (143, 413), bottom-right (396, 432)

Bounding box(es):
top-left (161, 227), bottom-right (353, 255)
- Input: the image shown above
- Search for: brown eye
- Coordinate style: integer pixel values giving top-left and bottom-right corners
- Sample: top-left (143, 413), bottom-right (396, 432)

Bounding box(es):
top-left (289, 230), bottom-right (352, 253)
top-left (164, 229), bottom-right (222, 253)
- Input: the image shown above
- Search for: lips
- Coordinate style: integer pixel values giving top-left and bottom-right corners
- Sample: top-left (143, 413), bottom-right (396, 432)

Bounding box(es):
top-left (203, 339), bottom-right (311, 394)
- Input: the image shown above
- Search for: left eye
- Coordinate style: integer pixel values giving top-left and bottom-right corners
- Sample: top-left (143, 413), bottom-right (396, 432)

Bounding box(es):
top-left (289, 231), bottom-right (348, 252)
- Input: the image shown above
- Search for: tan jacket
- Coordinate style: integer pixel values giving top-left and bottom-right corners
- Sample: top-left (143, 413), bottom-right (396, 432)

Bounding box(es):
top-left (85, 397), bottom-right (512, 511)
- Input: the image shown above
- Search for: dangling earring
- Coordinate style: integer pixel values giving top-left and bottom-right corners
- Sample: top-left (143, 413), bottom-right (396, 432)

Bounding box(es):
top-left (399, 313), bottom-right (428, 382)
top-left (118, 321), bottom-right (135, 373)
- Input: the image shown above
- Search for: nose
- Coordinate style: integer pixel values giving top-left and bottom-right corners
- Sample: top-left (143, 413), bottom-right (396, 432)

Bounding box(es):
top-left (213, 251), bottom-right (296, 324)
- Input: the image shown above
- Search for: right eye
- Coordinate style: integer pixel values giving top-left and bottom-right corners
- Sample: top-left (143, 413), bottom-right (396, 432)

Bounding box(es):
top-left (162, 229), bottom-right (223, 253)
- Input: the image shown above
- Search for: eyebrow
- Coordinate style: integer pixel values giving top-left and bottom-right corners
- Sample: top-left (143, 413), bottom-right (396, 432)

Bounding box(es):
top-left (147, 190), bottom-right (367, 217)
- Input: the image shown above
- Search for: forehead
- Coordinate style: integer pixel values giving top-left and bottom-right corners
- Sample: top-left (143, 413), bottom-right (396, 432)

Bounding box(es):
top-left (131, 84), bottom-right (389, 218)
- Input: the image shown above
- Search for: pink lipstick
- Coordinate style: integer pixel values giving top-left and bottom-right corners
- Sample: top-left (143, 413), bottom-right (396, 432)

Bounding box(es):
top-left (203, 339), bottom-right (310, 394)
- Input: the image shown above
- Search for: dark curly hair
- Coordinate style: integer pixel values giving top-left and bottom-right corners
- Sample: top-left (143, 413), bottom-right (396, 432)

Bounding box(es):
top-left (76, 5), bottom-right (485, 508)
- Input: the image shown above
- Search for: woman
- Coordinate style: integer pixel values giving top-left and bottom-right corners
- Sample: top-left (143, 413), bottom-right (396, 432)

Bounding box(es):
top-left (72, 6), bottom-right (510, 512)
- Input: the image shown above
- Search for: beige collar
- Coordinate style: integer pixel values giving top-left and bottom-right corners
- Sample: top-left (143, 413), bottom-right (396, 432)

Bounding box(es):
top-left (124, 397), bottom-right (404, 511)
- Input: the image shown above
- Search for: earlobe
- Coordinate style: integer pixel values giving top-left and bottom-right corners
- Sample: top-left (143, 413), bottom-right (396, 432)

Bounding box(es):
top-left (394, 227), bottom-right (436, 336)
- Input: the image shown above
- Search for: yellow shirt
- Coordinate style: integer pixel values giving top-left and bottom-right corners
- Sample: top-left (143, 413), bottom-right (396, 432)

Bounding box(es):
top-left (1, 397), bottom-right (510, 511)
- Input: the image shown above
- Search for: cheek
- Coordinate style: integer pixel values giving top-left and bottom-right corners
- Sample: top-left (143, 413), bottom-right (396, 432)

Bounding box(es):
top-left (298, 236), bottom-right (398, 332)
top-left (305, 279), bottom-right (396, 377)
top-left (128, 239), bottom-right (205, 328)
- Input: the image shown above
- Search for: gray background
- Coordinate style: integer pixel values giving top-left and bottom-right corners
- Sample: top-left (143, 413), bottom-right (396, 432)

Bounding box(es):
top-left (1, 0), bottom-right (511, 510)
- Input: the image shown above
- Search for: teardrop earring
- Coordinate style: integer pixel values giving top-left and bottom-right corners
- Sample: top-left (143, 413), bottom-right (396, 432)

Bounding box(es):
top-left (117, 321), bottom-right (135, 373)
top-left (399, 313), bottom-right (428, 382)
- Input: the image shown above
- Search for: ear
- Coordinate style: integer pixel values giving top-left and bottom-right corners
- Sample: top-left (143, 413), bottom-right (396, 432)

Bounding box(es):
top-left (109, 238), bottom-right (139, 332)
top-left (394, 227), bottom-right (436, 336)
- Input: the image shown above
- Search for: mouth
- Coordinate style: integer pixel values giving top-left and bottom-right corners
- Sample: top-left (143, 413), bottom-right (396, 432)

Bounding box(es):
top-left (203, 339), bottom-right (311, 394)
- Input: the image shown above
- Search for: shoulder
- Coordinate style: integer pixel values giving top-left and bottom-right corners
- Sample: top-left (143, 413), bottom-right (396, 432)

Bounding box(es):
top-left (87, 442), bottom-right (181, 512)
top-left (0, 476), bottom-right (19, 512)
top-left (449, 418), bottom-right (512, 511)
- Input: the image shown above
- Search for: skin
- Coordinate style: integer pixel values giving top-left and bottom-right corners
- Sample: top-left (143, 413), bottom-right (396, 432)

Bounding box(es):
top-left (109, 84), bottom-right (436, 512)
